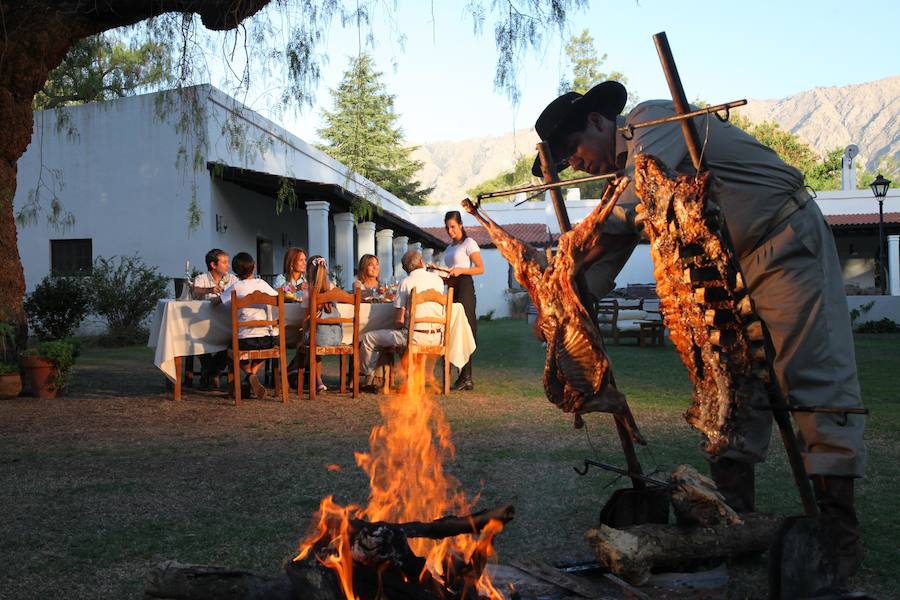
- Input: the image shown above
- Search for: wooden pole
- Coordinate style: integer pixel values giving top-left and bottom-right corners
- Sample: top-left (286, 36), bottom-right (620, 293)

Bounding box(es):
top-left (652, 31), bottom-right (818, 518)
top-left (652, 31), bottom-right (705, 171)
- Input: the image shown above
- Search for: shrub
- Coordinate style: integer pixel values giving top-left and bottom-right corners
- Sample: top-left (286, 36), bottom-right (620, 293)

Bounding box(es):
top-left (89, 255), bottom-right (168, 345)
top-left (0, 322), bottom-right (16, 373)
top-left (22, 338), bottom-right (81, 389)
top-left (0, 322), bottom-right (15, 362)
top-left (0, 363), bottom-right (18, 376)
top-left (24, 275), bottom-right (92, 341)
top-left (856, 318), bottom-right (900, 334)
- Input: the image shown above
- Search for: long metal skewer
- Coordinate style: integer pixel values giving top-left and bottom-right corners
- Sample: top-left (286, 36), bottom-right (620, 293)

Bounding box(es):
top-left (477, 99), bottom-right (744, 203)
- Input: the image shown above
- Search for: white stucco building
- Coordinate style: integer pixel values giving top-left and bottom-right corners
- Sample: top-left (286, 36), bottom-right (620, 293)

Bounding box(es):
top-left (14, 85), bottom-right (900, 324)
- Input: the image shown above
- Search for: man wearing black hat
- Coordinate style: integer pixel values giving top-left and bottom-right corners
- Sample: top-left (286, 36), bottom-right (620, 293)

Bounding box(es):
top-left (533, 81), bottom-right (866, 583)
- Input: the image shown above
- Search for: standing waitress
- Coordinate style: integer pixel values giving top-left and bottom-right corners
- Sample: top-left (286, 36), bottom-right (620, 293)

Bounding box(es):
top-left (443, 210), bottom-right (484, 391)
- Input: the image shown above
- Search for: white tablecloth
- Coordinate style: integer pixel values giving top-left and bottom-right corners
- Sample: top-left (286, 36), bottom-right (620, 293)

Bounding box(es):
top-left (147, 300), bottom-right (476, 381)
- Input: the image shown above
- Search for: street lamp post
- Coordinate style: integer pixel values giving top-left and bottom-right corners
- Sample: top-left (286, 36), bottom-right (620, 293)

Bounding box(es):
top-left (870, 174), bottom-right (892, 295)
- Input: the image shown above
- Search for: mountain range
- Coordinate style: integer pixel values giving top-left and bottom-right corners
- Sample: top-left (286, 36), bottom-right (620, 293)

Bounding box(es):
top-left (411, 75), bottom-right (900, 201)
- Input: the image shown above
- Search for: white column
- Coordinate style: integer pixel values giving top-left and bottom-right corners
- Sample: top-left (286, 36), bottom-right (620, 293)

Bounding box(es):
top-left (421, 247), bottom-right (434, 265)
top-left (889, 234), bottom-right (900, 296)
top-left (393, 236), bottom-right (409, 277)
top-left (409, 241), bottom-right (423, 254)
top-left (305, 200), bottom-right (330, 261)
top-left (376, 228), bottom-right (394, 283)
top-left (333, 212), bottom-right (355, 289)
top-left (357, 221), bottom-right (376, 260)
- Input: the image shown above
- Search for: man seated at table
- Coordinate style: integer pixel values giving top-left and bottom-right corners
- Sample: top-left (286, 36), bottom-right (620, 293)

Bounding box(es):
top-left (192, 248), bottom-right (238, 300)
top-left (359, 250), bottom-right (445, 391)
top-left (211, 252), bottom-right (279, 399)
top-left (192, 248), bottom-right (239, 387)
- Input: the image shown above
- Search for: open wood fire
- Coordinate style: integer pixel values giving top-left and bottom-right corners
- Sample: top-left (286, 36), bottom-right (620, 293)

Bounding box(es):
top-left (289, 362), bottom-right (511, 600)
top-left (146, 363), bottom-right (512, 600)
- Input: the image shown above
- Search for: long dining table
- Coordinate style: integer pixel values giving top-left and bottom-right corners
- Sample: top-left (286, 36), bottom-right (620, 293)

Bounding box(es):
top-left (147, 298), bottom-right (476, 397)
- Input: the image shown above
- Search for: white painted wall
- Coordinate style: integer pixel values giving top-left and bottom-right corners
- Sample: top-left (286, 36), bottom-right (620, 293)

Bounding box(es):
top-left (209, 179), bottom-right (308, 275)
top-left (15, 93), bottom-right (215, 294)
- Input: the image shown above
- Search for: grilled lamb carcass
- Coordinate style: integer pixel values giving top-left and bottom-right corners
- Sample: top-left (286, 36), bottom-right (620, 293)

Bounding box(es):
top-left (634, 154), bottom-right (769, 455)
top-left (461, 178), bottom-right (644, 444)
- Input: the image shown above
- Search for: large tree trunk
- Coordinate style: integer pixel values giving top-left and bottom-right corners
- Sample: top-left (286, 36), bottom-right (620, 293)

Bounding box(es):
top-left (0, 1), bottom-right (271, 345)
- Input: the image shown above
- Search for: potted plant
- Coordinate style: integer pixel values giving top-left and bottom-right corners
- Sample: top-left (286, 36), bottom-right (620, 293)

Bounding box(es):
top-left (20, 339), bottom-right (79, 398)
top-left (0, 322), bottom-right (22, 399)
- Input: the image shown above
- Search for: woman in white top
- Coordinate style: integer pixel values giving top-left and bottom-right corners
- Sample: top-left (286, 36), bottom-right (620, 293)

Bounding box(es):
top-left (443, 210), bottom-right (484, 390)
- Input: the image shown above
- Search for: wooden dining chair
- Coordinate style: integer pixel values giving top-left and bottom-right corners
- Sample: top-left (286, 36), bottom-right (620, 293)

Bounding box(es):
top-left (382, 287), bottom-right (454, 395)
top-left (298, 287), bottom-right (361, 401)
top-left (226, 289), bottom-right (289, 405)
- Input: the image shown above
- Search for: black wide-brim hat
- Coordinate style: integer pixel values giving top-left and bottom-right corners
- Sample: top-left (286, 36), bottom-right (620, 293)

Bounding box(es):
top-left (531, 80), bottom-right (628, 177)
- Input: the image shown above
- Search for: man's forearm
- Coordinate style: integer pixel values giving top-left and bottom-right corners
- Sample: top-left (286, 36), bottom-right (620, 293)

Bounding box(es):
top-left (192, 286), bottom-right (214, 299)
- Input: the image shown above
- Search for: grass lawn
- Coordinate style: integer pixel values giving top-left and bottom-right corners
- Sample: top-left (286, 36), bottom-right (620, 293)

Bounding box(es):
top-left (1, 322), bottom-right (897, 599)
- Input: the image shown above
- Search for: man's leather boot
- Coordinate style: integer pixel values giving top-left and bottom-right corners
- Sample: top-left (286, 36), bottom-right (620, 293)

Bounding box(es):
top-left (813, 475), bottom-right (863, 583)
top-left (708, 457), bottom-right (756, 513)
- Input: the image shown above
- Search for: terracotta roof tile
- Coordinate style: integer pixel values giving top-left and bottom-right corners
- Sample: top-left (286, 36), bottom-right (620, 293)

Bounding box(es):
top-left (825, 212), bottom-right (900, 226)
top-left (421, 223), bottom-right (555, 248)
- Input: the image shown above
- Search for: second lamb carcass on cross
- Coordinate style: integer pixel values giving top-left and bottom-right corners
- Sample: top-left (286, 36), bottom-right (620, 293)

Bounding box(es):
top-left (461, 177), bottom-right (643, 444)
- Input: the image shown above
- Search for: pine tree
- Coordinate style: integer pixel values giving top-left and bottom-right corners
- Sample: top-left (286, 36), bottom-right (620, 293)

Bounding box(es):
top-left (558, 29), bottom-right (636, 109)
top-left (316, 53), bottom-right (432, 206)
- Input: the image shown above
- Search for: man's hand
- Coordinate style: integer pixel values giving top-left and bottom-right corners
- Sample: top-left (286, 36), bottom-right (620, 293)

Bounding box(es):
top-left (448, 267), bottom-right (465, 277)
top-left (213, 283), bottom-right (224, 295)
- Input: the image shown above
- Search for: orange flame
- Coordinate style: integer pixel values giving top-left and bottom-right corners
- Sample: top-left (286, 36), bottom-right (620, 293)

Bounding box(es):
top-left (296, 357), bottom-right (504, 599)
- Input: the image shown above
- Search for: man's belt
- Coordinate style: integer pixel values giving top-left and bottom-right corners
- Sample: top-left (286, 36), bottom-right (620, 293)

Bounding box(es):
top-left (411, 328), bottom-right (443, 334)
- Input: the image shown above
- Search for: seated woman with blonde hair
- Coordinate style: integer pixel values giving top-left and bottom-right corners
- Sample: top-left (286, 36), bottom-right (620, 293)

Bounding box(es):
top-left (353, 253), bottom-right (380, 299)
top-left (297, 255), bottom-right (342, 392)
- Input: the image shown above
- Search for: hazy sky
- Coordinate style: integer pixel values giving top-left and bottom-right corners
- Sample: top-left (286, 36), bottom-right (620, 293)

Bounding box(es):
top-left (205, 0), bottom-right (900, 145)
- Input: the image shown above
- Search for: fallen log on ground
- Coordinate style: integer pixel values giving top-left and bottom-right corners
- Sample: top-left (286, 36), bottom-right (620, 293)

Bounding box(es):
top-left (585, 512), bottom-right (781, 585)
top-left (144, 560), bottom-right (293, 600)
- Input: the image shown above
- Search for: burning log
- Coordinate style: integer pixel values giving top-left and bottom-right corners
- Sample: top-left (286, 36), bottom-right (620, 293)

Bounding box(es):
top-left (585, 513), bottom-right (781, 585)
top-left (634, 154), bottom-right (770, 455)
top-left (146, 505), bottom-right (514, 600)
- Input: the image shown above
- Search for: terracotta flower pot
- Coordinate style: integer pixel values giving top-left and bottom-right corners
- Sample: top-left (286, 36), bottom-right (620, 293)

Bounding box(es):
top-left (0, 372), bottom-right (22, 399)
top-left (20, 355), bottom-right (59, 399)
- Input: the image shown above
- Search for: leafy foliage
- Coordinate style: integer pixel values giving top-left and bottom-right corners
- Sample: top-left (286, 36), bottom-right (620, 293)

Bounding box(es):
top-left (856, 318), bottom-right (900, 334)
top-left (470, 27), bottom-right (636, 201)
top-left (33, 33), bottom-right (171, 110)
top-left (88, 256), bottom-right (168, 345)
top-left (24, 275), bottom-right (92, 341)
top-left (0, 322), bottom-right (16, 364)
top-left (558, 29), bottom-right (636, 107)
top-left (316, 53), bottom-right (433, 208)
top-left (22, 339), bottom-right (81, 390)
top-left (467, 154), bottom-right (608, 201)
top-left (858, 154), bottom-right (900, 190)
